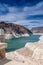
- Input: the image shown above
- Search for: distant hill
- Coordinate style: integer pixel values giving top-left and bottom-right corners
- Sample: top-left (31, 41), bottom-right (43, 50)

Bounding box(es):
top-left (31, 27), bottom-right (43, 33)
top-left (0, 22), bottom-right (32, 39)
top-left (0, 22), bottom-right (32, 34)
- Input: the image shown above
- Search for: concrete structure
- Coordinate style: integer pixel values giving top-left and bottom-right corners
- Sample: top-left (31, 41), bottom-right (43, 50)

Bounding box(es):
top-left (0, 29), bottom-right (7, 59)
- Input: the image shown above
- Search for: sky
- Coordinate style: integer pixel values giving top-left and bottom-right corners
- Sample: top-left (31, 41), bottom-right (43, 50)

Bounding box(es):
top-left (0, 0), bottom-right (43, 29)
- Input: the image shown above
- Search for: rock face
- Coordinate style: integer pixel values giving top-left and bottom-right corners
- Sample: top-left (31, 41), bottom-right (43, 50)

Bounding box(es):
top-left (0, 43), bottom-right (7, 59)
top-left (6, 35), bottom-right (43, 65)
top-left (0, 22), bottom-right (32, 39)
top-left (31, 27), bottom-right (43, 33)
top-left (0, 22), bottom-right (32, 34)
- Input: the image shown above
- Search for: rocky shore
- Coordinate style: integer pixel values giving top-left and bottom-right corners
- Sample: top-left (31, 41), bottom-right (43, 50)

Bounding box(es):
top-left (0, 35), bottom-right (43, 65)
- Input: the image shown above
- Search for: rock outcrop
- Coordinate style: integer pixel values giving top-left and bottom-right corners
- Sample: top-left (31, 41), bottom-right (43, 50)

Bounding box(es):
top-left (0, 22), bottom-right (32, 39)
top-left (12, 35), bottom-right (43, 65)
top-left (0, 43), bottom-right (7, 59)
top-left (1, 35), bottom-right (43, 65)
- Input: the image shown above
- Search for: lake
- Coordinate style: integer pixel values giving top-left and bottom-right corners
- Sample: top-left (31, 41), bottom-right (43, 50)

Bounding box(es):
top-left (5, 34), bottom-right (41, 52)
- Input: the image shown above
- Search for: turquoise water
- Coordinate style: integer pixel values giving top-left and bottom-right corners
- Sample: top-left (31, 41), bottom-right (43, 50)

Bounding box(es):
top-left (5, 34), bottom-right (41, 52)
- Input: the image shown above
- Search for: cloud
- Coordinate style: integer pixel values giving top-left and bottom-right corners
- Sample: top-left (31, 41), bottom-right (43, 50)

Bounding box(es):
top-left (0, 0), bottom-right (43, 6)
top-left (0, 4), bottom-right (8, 15)
top-left (23, 2), bottom-right (43, 15)
top-left (0, 2), bottom-right (43, 29)
top-left (15, 20), bottom-right (43, 29)
top-left (26, 15), bottom-right (43, 20)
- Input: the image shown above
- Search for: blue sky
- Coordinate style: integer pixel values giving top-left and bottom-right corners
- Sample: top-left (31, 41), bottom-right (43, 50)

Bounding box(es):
top-left (0, 0), bottom-right (43, 29)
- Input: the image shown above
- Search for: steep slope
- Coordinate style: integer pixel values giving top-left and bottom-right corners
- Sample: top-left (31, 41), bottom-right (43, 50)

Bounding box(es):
top-left (0, 22), bottom-right (32, 39)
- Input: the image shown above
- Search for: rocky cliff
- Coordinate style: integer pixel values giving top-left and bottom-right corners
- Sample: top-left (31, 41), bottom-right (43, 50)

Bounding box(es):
top-left (31, 27), bottom-right (43, 33)
top-left (0, 22), bottom-right (32, 39)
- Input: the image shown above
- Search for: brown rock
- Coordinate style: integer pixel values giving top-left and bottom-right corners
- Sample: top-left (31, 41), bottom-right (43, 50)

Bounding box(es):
top-left (0, 49), bottom-right (5, 58)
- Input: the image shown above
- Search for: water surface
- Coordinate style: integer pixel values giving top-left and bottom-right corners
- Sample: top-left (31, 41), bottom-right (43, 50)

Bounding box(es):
top-left (5, 34), bottom-right (41, 52)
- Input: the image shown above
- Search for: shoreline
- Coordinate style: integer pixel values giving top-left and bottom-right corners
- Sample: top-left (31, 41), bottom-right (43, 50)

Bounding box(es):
top-left (5, 33), bottom-right (43, 40)
top-left (0, 35), bottom-right (43, 65)
top-left (33, 33), bottom-right (43, 35)
top-left (5, 33), bottom-right (29, 39)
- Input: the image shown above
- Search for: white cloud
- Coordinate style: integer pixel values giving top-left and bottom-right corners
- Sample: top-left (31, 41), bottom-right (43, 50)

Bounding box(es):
top-left (14, 19), bottom-right (43, 29)
top-left (0, 2), bottom-right (43, 29)
top-left (23, 2), bottom-right (43, 15)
